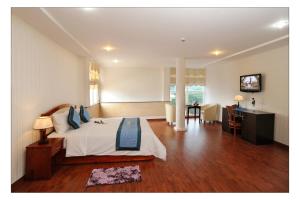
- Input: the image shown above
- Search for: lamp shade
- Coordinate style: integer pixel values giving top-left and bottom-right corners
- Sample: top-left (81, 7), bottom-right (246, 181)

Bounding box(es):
top-left (234, 95), bottom-right (244, 101)
top-left (33, 116), bottom-right (53, 130)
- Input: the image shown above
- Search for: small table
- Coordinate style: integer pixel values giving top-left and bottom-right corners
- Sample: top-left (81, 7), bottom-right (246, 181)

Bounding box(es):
top-left (25, 138), bottom-right (64, 180)
top-left (186, 105), bottom-right (201, 124)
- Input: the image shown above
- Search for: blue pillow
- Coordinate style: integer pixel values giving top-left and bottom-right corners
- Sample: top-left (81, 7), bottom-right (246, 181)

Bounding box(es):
top-left (68, 106), bottom-right (81, 129)
top-left (80, 105), bottom-right (90, 123)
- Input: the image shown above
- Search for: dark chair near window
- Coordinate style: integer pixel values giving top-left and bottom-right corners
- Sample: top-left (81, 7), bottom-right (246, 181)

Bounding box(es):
top-left (186, 105), bottom-right (201, 124)
top-left (226, 105), bottom-right (241, 136)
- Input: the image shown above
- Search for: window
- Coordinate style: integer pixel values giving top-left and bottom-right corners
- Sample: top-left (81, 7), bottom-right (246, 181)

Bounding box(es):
top-left (89, 84), bottom-right (99, 105)
top-left (170, 85), bottom-right (176, 105)
top-left (169, 85), bottom-right (205, 115)
top-left (89, 63), bottom-right (100, 105)
top-left (169, 68), bottom-right (206, 116)
top-left (186, 85), bottom-right (205, 105)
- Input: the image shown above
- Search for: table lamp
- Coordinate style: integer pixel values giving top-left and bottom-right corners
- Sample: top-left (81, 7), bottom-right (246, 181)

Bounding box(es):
top-left (234, 95), bottom-right (244, 107)
top-left (33, 116), bottom-right (53, 144)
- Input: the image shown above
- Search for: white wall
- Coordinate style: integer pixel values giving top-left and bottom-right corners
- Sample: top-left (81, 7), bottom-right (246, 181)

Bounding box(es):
top-left (163, 67), bottom-right (171, 101)
top-left (206, 42), bottom-right (289, 145)
top-left (100, 67), bottom-right (165, 102)
top-left (11, 16), bottom-right (89, 183)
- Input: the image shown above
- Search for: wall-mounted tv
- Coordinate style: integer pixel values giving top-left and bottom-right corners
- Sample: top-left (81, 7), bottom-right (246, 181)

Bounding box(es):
top-left (240, 74), bottom-right (262, 92)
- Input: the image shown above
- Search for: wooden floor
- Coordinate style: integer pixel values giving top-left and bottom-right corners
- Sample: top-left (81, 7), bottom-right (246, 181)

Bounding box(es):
top-left (12, 120), bottom-right (289, 192)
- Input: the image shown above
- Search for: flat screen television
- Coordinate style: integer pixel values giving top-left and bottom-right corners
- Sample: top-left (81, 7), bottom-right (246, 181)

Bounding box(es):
top-left (240, 74), bottom-right (262, 92)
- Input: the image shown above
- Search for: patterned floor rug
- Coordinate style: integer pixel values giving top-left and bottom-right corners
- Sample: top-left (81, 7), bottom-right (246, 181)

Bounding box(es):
top-left (86, 165), bottom-right (141, 186)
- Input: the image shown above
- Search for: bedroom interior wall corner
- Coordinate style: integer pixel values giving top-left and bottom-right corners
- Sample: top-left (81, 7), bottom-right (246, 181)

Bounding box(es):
top-left (82, 58), bottom-right (91, 106)
top-left (205, 42), bottom-right (289, 145)
top-left (11, 15), bottom-right (89, 183)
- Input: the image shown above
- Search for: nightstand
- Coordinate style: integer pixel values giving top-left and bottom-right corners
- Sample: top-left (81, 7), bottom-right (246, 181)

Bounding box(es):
top-left (25, 138), bottom-right (64, 180)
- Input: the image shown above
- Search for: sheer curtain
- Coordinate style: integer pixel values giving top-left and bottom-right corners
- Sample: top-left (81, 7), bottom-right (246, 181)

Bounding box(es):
top-left (89, 62), bottom-right (100, 105)
top-left (169, 68), bottom-right (206, 115)
top-left (169, 68), bottom-right (206, 86)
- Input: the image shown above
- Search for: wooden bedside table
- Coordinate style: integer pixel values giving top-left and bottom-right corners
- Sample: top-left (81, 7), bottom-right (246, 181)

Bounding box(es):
top-left (25, 138), bottom-right (64, 180)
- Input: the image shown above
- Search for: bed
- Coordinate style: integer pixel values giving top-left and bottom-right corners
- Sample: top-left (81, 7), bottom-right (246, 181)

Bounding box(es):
top-left (43, 104), bottom-right (166, 164)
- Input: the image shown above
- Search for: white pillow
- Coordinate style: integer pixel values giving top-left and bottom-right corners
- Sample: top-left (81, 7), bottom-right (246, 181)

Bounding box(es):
top-left (52, 110), bottom-right (70, 133)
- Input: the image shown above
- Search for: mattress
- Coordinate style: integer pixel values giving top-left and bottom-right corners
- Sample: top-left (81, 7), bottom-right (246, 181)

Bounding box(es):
top-left (48, 117), bottom-right (166, 160)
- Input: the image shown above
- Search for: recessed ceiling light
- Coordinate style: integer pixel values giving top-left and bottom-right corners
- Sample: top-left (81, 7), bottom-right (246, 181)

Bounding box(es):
top-left (271, 20), bottom-right (289, 29)
top-left (211, 50), bottom-right (223, 56)
top-left (103, 45), bottom-right (115, 52)
top-left (82, 8), bottom-right (95, 11)
top-left (112, 59), bottom-right (119, 63)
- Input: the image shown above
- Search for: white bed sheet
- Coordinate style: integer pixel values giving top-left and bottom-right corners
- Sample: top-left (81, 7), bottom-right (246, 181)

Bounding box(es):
top-left (48, 117), bottom-right (166, 160)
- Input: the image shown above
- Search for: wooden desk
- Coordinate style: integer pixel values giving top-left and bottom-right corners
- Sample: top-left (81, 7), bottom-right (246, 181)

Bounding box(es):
top-left (186, 105), bottom-right (201, 124)
top-left (222, 107), bottom-right (275, 145)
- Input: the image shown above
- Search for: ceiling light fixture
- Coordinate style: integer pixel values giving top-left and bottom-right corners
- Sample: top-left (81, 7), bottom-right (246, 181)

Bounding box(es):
top-left (82, 8), bottom-right (95, 11)
top-left (112, 59), bottom-right (119, 63)
top-left (211, 50), bottom-right (223, 56)
top-left (271, 20), bottom-right (289, 29)
top-left (103, 45), bottom-right (115, 52)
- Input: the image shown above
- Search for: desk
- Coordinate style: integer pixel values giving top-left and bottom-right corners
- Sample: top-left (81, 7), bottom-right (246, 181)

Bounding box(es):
top-left (186, 105), bottom-right (201, 124)
top-left (222, 107), bottom-right (275, 144)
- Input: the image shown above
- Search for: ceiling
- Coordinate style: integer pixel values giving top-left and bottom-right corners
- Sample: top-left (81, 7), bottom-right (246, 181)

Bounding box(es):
top-left (12, 7), bottom-right (289, 68)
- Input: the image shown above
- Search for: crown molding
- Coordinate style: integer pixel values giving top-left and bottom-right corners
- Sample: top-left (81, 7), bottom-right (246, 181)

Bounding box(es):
top-left (40, 8), bottom-right (97, 62)
top-left (38, 8), bottom-right (288, 68)
top-left (203, 34), bottom-right (289, 67)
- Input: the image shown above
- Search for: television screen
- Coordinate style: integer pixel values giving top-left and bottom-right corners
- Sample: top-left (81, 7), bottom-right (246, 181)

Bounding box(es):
top-left (240, 74), bottom-right (262, 92)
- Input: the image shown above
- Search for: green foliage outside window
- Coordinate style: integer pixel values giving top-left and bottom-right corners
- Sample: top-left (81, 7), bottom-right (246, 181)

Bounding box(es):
top-left (169, 85), bottom-right (205, 115)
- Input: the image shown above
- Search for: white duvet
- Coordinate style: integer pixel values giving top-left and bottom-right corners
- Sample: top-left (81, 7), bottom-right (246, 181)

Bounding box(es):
top-left (48, 117), bottom-right (166, 161)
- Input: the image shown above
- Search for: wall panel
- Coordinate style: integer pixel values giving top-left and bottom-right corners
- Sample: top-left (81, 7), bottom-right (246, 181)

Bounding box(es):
top-left (11, 16), bottom-right (88, 183)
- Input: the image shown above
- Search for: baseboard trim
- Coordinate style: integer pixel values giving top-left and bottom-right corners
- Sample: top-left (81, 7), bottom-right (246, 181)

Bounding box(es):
top-left (174, 127), bottom-right (187, 132)
top-left (273, 141), bottom-right (289, 150)
top-left (11, 175), bottom-right (25, 192)
top-left (147, 118), bottom-right (166, 121)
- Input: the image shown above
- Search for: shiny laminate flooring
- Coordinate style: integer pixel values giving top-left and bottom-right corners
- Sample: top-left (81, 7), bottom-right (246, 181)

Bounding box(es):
top-left (12, 120), bottom-right (288, 192)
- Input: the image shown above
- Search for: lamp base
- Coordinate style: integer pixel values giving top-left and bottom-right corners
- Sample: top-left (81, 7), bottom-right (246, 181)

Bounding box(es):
top-left (39, 129), bottom-right (49, 145)
top-left (38, 140), bottom-right (49, 145)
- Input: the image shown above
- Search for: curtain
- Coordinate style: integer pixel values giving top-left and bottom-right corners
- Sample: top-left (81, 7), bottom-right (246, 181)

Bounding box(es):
top-left (89, 62), bottom-right (100, 105)
top-left (170, 68), bottom-right (206, 86)
top-left (89, 62), bottom-right (99, 85)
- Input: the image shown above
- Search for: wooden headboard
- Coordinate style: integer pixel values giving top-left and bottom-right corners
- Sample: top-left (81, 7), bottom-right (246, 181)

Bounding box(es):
top-left (41, 104), bottom-right (71, 117)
